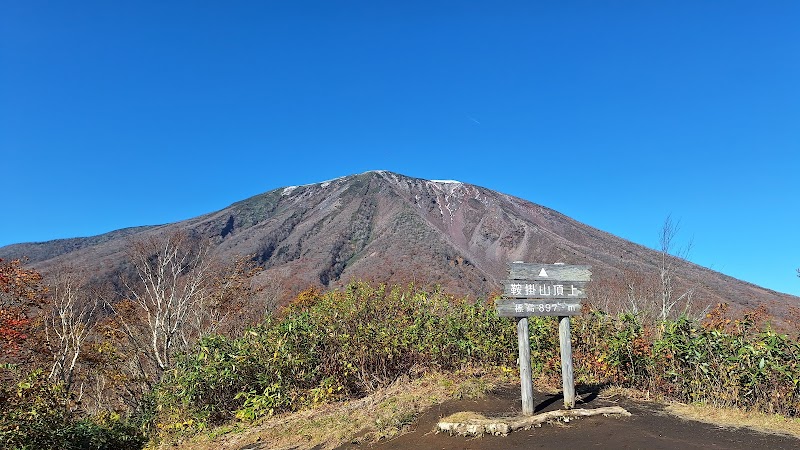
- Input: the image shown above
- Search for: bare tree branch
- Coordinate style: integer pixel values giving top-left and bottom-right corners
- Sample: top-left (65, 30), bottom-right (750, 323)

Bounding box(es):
top-left (118, 231), bottom-right (212, 380)
top-left (45, 267), bottom-right (97, 403)
top-left (658, 215), bottom-right (696, 321)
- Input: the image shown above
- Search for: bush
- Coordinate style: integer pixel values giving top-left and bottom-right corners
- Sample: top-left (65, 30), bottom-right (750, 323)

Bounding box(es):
top-left (0, 369), bottom-right (146, 450)
top-left (156, 283), bottom-right (517, 429)
top-left (651, 317), bottom-right (800, 415)
top-left (572, 309), bottom-right (800, 416)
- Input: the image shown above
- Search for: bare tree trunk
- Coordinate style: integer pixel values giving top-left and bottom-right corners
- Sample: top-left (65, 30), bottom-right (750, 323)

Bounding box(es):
top-left (45, 268), bottom-right (97, 405)
top-left (112, 231), bottom-right (212, 382)
top-left (106, 231), bottom-right (266, 392)
top-left (658, 215), bottom-right (694, 321)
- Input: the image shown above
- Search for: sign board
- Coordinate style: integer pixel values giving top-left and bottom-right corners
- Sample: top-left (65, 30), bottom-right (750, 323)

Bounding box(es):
top-left (498, 263), bottom-right (591, 317)
top-left (498, 262), bottom-right (592, 413)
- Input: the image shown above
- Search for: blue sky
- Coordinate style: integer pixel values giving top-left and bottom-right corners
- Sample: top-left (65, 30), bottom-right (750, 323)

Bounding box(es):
top-left (1, 1), bottom-right (798, 296)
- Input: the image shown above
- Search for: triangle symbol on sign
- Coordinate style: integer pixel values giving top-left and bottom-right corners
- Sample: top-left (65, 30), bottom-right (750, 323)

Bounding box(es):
top-left (538, 268), bottom-right (548, 277)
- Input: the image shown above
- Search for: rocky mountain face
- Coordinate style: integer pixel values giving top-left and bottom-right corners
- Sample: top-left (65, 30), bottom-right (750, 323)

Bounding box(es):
top-left (2, 171), bottom-right (796, 318)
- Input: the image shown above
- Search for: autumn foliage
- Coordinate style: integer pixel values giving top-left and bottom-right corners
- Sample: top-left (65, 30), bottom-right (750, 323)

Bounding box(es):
top-left (0, 258), bottom-right (46, 359)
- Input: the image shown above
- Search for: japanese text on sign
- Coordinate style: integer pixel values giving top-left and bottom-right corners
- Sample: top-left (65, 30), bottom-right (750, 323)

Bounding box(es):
top-left (508, 283), bottom-right (581, 297)
top-left (501, 280), bottom-right (587, 299)
top-left (494, 298), bottom-right (583, 317)
top-left (514, 301), bottom-right (579, 314)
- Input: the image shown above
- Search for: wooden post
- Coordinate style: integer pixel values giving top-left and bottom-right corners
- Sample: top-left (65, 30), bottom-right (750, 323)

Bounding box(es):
top-left (559, 315), bottom-right (575, 409)
top-left (517, 317), bottom-right (534, 415)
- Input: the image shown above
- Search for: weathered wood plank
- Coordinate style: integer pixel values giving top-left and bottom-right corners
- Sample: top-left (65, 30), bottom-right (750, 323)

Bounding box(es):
top-left (495, 298), bottom-right (582, 317)
top-left (501, 280), bottom-right (587, 299)
top-left (508, 263), bottom-right (592, 282)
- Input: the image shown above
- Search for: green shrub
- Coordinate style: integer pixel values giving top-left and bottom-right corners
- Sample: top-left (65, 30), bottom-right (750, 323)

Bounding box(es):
top-left (651, 318), bottom-right (800, 415)
top-left (156, 282), bottom-right (517, 430)
top-left (0, 369), bottom-right (146, 450)
top-left (571, 310), bottom-right (800, 416)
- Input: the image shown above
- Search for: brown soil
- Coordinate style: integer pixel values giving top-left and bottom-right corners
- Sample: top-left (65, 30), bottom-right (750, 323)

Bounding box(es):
top-left (335, 385), bottom-right (800, 450)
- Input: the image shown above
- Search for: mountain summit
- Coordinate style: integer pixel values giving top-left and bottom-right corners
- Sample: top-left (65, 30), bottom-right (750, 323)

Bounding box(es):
top-left (1, 171), bottom-right (795, 317)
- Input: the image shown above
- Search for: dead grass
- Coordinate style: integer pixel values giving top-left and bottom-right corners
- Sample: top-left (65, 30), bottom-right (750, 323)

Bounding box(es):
top-left (598, 385), bottom-right (653, 401)
top-left (598, 385), bottom-right (800, 439)
top-left (166, 369), bottom-right (502, 450)
top-left (666, 402), bottom-right (800, 439)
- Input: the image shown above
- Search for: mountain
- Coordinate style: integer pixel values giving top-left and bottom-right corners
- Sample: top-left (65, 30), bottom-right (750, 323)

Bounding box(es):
top-left (1, 171), bottom-right (796, 320)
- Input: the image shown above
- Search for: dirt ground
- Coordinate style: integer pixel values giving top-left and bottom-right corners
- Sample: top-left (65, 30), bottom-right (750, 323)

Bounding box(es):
top-left (334, 385), bottom-right (800, 450)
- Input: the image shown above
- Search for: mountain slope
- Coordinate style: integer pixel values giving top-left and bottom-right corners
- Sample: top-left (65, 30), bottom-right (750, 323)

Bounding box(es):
top-left (1, 171), bottom-right (796, 318)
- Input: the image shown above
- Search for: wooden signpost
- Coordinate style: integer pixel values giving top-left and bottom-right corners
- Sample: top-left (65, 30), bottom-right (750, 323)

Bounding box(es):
top-left (496, 262), bottom-right (591, 415)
